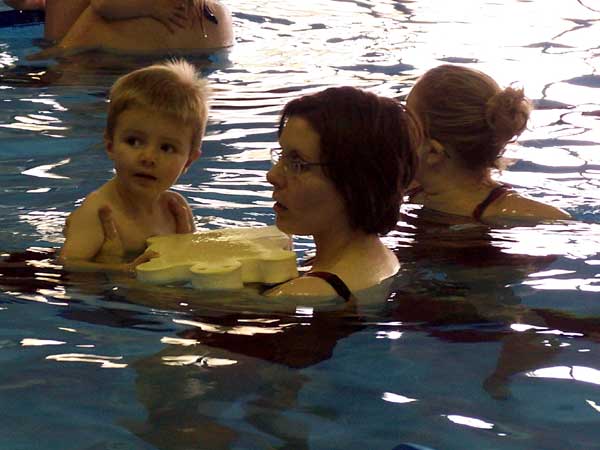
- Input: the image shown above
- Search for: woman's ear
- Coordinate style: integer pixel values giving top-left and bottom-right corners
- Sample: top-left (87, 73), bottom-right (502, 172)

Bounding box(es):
top-left (424, 139), bottom-right (448, 165)
top-left (430, 139), bottom-right (445, 154)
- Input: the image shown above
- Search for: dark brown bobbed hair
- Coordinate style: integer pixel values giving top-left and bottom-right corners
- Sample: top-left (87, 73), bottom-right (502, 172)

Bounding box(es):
top-left (409, 64), bottom-right (531, 172)
top-left (278, 86), bottom-right (422, 235)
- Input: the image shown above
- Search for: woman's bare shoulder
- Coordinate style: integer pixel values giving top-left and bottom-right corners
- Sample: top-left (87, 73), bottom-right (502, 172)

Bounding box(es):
top-left (485, 191), bottom-right (571, 222)
top-left (264, 275), bottom-right (340, 298)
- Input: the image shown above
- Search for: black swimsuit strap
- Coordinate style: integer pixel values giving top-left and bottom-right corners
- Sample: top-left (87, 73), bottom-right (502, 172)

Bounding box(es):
top-left (305, 271), bottom-right (353, 302)
top-left (472, 184), bottom-right (512, 221)
top-left (404, 185), bottom-right (424, 202)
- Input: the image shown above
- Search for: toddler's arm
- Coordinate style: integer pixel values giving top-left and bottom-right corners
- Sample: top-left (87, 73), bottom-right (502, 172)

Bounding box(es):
top-left (59, 200), bottom-right (142, 273)
top-left (60, 198), bottom-right (105, 263)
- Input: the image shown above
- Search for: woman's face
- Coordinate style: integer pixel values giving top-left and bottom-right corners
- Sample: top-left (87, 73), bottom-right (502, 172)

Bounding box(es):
top-left (266, 116), bottom-right (349, 237)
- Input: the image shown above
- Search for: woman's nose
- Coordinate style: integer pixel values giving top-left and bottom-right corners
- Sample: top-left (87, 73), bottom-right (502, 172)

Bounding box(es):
top-left (266, 163), bottom-right (284, 188)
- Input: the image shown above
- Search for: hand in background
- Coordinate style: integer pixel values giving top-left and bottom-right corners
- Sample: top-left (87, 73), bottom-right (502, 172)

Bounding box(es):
top-left (94, 206), bottom-right (126, 264)
top-left (168, 195), bottom-right (196, 234)
top-left (149, 0), bottom-right (189, 33)
top-left (95, 206), bottom-right (158, 273)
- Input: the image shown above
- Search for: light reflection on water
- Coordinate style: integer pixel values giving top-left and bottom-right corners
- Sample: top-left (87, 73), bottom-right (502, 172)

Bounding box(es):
top-left (0, 1), bottom-right (599, 449)
top-left (0, 1), bottom-right (596, 244)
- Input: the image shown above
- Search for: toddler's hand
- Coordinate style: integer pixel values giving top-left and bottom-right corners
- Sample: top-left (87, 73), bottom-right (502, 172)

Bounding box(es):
top-left (168, 196), bottom-right (196, 233)
top-left (96, 206), bottom-right (159, 274)
top-left (95, 205), bottom-right (125, 263)
top-left (125, 250), bottom-right (159, 274)
top-left (149, 0), bottom-right (188, 33)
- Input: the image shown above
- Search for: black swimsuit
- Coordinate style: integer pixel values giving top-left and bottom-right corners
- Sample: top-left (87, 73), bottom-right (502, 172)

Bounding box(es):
top-left (471, 185), bottom-right (512, 221)
top-left (305, 271), bottom-right (354, 302)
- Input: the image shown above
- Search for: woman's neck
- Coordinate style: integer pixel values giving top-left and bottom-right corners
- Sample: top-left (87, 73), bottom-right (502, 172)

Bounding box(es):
top-left (311, 226), bottom-right (379, 271)
top-left (310, 226), bottom-right (399, 290)
top-left (419, 166), bottom-right (499, 216)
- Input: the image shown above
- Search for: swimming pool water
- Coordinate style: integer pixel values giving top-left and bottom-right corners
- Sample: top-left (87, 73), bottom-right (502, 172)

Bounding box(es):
top-left (1, 1), bottom-right (599, 449)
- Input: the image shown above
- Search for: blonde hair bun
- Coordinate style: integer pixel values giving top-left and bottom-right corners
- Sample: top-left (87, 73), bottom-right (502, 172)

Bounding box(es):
top-left (485, 87), bottom-right (531, 143)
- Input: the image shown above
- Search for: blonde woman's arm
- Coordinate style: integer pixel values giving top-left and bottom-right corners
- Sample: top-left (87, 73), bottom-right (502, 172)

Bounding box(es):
top-left (91, 0), bottom-right (188, 32)
top-left (44, 0), bottom-right (89, 41)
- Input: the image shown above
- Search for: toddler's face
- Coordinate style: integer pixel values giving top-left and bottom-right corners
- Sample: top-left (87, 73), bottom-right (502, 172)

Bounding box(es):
top-left (105, 107), bottom-right (196, 198)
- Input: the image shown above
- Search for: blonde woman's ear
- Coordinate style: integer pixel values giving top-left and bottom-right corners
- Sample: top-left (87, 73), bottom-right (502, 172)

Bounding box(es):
top-left (429, 139), bottom-right (445, 154)
top-left (423, 139), bottom-right (449, 165)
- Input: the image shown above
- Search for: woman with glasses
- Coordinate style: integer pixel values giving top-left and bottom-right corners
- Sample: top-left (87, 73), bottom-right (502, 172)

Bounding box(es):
top-left (264, 86), bottom-right (422, 299)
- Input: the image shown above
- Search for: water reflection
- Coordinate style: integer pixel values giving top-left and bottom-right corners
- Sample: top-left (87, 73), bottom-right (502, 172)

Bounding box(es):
top-left (0, 1), bottom-right (599, 448)
top-left (0, 1), bottom-right (598, 250)
top-left (46, 353), bottom-right (127, 368)
top-left (526, 365), bottom-right (600, 385)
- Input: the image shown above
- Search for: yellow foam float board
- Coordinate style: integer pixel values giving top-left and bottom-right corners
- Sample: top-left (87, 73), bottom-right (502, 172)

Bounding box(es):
top-left (136, 226), bottom-right (298, 290)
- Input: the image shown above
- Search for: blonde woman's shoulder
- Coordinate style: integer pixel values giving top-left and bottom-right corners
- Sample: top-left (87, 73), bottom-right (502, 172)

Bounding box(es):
top-left (484, 191), bottom-right (571, 223)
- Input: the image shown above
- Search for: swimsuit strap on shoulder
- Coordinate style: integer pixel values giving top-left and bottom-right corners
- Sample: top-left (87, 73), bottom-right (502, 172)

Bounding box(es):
top-left (472, 184), bottom-right (512, 221)
top-left (305, 271), bottom-right (353, 302)
top-left (404, 185), bottom-right (424, 202)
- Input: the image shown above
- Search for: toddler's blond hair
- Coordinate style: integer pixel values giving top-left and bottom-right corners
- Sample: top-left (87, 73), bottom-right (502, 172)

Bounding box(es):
top-left (106, 59), bottom-right (210, 153)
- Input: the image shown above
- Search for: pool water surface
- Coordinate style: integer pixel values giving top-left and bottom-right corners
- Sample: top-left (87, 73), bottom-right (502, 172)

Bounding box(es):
top-left (0, 1), bottom-right (599, 449)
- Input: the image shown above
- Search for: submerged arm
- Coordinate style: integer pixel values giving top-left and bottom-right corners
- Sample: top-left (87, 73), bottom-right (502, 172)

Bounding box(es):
top-left (60, 251), bottom-right (155, 273)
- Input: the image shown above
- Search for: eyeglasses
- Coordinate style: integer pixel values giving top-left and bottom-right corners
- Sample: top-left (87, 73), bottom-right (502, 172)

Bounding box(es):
top-left (270, 148), bottom-right (328, 175)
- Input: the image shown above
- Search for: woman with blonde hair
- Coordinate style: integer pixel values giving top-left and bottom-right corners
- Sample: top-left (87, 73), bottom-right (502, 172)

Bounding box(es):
top-left (406, 64), bottom-right (570, 223)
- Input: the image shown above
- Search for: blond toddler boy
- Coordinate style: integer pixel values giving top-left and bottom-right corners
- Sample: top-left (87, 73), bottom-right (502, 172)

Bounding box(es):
top-left (59, 60), bottom-right (208, 272)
